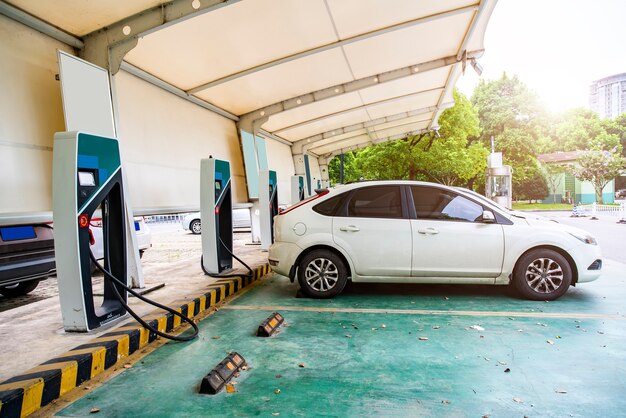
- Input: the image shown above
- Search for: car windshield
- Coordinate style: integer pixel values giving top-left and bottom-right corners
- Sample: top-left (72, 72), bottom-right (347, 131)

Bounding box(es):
top-left (455, 187), bottom-right (512, 215)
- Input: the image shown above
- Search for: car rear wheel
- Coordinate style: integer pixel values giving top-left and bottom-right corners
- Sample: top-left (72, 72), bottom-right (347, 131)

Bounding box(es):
top-left (513, 249), bottom-right (572, 301)
top-left (297, 249), bottom-right (348, 299)
top-left (190, 219), bottom-right (201, 234)
top-left (0, 280), bottom-right (41, 297)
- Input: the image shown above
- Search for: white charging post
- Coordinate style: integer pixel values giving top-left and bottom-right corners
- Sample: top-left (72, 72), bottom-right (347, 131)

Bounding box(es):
top-left (259, 170), bottom-right (278, 251)
top-left (200, 157), bottom-right (233, 274)
top-left (291, 175), bottom-right (305, 204)
top-left (53, 131), bottom-right (128, 332)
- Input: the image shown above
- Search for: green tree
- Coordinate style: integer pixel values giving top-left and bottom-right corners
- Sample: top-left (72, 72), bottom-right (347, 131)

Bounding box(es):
top-left (344, 90), bottom-right (486, 185)
top-left (328, 151), bottom-right (360, 184)
top-left (471, 74), bottom-right (548, 198)
top-left (570, 149), bottom-right (626, 204)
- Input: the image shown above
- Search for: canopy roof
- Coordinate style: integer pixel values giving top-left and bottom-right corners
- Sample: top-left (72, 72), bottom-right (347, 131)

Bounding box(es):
top-left (6, 0), bottom-right (496, 158)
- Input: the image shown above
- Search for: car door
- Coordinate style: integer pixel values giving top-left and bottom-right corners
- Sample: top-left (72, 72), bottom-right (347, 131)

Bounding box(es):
top-left (410, 185), bottom-right (504, 278)
top-left (333, 185), bottom-right (412, 277)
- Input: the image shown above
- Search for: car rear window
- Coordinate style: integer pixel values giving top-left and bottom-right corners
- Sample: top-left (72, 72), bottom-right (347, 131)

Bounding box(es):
top-left (346, 186), bottom-right (403, 219)
top-left (313, 194), bottom-right (346, 216)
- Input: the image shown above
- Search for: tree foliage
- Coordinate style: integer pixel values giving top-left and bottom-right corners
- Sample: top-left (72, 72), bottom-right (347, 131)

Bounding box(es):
top-left (328, 90), bottom-right (486, 186)
top-left (570, 149), bottom-right (626, 204)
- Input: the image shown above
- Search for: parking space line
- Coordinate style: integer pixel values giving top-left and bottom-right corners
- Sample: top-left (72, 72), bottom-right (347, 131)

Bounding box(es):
top-left (222, 305), bottom-right (625, 320)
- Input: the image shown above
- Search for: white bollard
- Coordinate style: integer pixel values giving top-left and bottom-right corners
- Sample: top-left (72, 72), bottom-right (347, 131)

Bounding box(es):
top-left (591, 202), bottom-right (598, 220)
top-left (619, 202), bottom-right (626, 224)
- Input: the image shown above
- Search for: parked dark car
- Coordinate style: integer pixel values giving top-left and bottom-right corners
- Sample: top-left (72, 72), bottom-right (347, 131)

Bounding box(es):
top-left (0, 224), bottom-right (56, 297)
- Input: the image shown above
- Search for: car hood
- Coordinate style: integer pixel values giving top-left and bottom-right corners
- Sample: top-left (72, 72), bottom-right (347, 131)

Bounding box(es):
top-left (523, 217), bottom-right (597, 240)
top-left (510, 211), bottom-right (554, 222)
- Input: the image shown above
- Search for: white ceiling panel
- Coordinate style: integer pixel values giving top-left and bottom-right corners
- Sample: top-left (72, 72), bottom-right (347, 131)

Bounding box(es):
top-left (371, 120), bottom-right (431, 140)
top-left (310, 134), bottom-right (373, 155)
top-left (358, 67), bottom-right (451, 104)
top-left (277, 108), bottom-right (371, 142)
top-left (125, 0), bottom-right (338, 90)
top-left (304, 130), bottom-right (368, 152)
top-left (194, 49), bottom-right (353, 115)
top-left (263, 92), bottom-right (364, 133)
top-left (342, 11), bottom-right (474, 79)
top-left (6, 0), bottom-right (166, 36)
top-left (366, 89), bottom-right (443, 120)
top-left (326, 0), bottom-right (479, 39)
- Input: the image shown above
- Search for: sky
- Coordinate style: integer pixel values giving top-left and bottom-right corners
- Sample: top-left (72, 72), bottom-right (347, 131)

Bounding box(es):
top-left (455, 0), bottom-right (626, 113)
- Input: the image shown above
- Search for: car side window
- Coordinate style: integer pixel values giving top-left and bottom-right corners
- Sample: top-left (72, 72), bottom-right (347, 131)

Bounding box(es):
top-left (411, 186), bottom-right (483, 222)
top-left (313, 194), bottom-right (346, 217)
top-left (346, 186), bottom-right (403, 219)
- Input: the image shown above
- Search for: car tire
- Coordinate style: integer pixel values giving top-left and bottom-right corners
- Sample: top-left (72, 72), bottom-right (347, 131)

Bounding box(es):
top-left (297, 249), bottom-right (348, 299)
top-left (512, 249), bottom-right (572, 301)
top-left (190, 219), bottom-right (201, 235)
top-left (0, 280), bottom-right (41, 297)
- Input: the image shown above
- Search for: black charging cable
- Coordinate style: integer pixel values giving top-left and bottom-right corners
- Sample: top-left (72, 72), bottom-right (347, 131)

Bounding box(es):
top-left (90, 250), bottom-right (199, 342)
top-left (200, 237), bottom-right (254, 279)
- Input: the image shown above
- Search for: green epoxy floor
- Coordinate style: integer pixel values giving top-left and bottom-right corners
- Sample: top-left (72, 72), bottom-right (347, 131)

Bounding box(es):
top-left (58, 260), bottom-right (626, 417)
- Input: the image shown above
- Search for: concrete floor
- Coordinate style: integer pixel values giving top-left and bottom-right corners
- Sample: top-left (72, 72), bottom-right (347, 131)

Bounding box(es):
top-left (0, 223), bottom-right (267, 382)
top-left (56, 260), bottom-right (626, 417)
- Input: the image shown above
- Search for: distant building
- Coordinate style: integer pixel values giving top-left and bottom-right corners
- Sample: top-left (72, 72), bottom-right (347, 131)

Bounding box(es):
top-left (538, 151), bottom-right (615, 204)
top-left (589, 72), bottom-right (626, 119)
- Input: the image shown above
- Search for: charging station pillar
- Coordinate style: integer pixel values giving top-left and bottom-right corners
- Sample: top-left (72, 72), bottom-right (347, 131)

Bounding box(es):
top-left (53, 131), bottom-right (128, 332)
top-left (200, 157), bottom-right (233, 274)
top-left (259, 170), bottom-right (278, 251)
top-left (290, 175), bottom-right (305, 204)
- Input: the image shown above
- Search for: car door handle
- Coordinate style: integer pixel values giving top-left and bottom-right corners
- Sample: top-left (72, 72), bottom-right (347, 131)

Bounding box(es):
top-left (339, 225), bottom-right (360, 232)
top-left (417, 227), bottom-right (439, 235)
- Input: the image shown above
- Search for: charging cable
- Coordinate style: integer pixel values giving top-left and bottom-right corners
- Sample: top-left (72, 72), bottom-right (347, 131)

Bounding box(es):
top-left (200, 237), bottom-right (253, 279)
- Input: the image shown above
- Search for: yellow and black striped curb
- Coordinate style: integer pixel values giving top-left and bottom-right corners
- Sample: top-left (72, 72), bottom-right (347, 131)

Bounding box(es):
top-left (0, 264), bottom-right (271, 418)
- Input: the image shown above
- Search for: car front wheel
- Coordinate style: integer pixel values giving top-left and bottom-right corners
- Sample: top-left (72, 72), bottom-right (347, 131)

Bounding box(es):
top-left (297, 250), bottom-right (348, 299)
top-left (513, 249), bottom-right (572, 301)
top-left (190, 219), bottom-right (201, 234)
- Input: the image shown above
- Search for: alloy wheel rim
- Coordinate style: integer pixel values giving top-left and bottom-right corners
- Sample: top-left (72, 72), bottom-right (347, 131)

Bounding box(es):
top-left (192, 222), bottom-right (201, 233)
top-left (305, 257), bottom-right (339, 292)
top-left (525, 257), bottom-right (564, 293)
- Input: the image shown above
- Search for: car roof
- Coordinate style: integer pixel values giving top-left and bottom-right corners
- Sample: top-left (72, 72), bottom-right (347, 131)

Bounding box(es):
top-left (328, 180), bottom-right (458, 195)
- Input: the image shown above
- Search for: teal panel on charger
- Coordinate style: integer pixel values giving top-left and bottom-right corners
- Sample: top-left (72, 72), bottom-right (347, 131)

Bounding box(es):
top-left (256, 136), bottom-right (268, 170)
top-left (240, 130), bottom-right (259, 199)
top-left (77, 132), bottom-right (121, 186)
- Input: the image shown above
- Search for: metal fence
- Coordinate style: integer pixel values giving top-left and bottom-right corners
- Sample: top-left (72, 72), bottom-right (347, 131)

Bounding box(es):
top-left (573, 202), bottom-right (626, 220)
top-left (144, 213), bottom-right (188, 224)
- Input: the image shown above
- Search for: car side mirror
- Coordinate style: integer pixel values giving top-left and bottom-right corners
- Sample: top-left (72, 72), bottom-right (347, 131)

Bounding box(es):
top-left (481, 210), bottom-right (496, 223)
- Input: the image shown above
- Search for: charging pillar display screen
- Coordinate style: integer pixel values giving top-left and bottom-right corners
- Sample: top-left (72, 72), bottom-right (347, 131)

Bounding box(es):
top-left (290, 175), bottom-right (305, 204)
top-left (201, 158), bottom-right (233, 274)
top-left (53, 132), bottom-right (128, 332)
top-left (259, 170), bottom-right (278, 251)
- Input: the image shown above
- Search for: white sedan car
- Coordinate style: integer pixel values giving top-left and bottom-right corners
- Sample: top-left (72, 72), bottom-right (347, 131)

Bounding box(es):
top-left (91, 216), bottom-right (152, 259)
top-left (269, 181), bottom-right (602, 300)
top-left (182, 208), bottom-right (252, 234)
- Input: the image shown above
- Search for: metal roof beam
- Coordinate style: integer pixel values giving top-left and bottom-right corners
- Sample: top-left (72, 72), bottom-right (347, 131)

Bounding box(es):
top-left (304, 116), bottom-right (433, 155)
top-left (317, 128), bottom-right (431, 166)
top-left (290, 104), bottom-right (450, 154)
top-left (271, 87), bottom-right (444, 136)
top-left (0, 1), bottom-right (84, 49)
top-left (81, 0), bottom-right (241, 73)
top-left (313, 127), bottom-right (430, 157)
top-left (237, 48), bottom-right (482, 132)
top-left (190, 4), bottom-right (479, 96)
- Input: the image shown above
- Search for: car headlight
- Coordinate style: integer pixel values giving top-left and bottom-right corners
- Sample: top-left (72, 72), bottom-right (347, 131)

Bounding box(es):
top-left (568, 231), bottom-right (597, 245)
